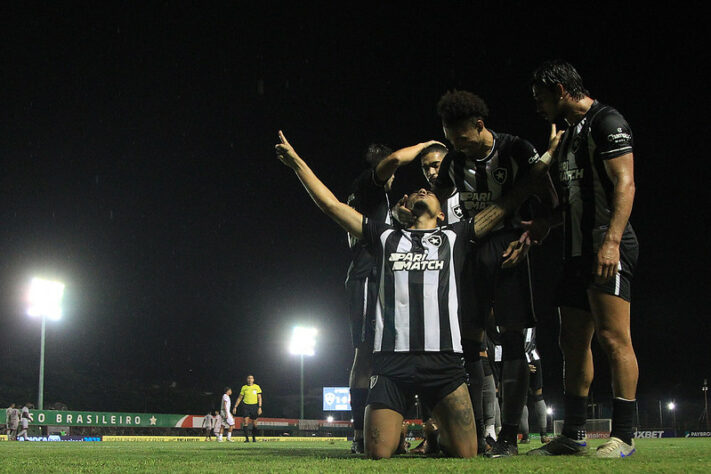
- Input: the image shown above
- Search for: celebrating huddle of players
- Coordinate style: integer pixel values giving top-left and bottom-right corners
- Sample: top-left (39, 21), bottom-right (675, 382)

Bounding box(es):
top-left (276, 60), bottom-right (639, 460)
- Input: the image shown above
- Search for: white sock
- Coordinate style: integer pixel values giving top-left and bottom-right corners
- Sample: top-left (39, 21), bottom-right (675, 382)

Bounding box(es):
top-left (485, 425), bottom-right (497, 440)
top-left (227, 432), bottom-right (231, 439)
top-left (218, 434), bottom-right (223, 441)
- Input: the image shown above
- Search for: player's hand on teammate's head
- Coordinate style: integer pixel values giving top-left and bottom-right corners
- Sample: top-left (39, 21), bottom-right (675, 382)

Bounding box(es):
top-left (275, 130), bottom-right (300, 169)
top-left (392, 195), bottom-right (416, 227)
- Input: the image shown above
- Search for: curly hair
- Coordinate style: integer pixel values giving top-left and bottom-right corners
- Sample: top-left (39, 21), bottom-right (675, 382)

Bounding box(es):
top-left (363, 143), bottom-right (393, 168)
top-left (437, 90), bottom-right (489, 126)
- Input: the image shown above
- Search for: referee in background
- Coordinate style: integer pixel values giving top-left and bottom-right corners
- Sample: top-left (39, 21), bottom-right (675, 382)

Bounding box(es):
top-left (233, 375), bottom-right (262, 443)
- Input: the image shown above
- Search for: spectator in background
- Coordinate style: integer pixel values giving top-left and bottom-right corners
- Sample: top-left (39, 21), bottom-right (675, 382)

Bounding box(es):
top-left (202, 410), bottom-right (214, 441)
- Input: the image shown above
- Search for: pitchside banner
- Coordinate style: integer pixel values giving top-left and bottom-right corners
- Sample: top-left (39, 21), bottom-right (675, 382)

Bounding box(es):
top-left (0, 410), bottom-right (200, 428)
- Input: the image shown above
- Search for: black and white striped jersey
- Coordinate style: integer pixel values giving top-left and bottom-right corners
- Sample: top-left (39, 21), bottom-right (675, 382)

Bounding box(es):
top-left (442, 190), bottom-right (465, 224)
top-left (555, 101), bottom-right (636, 259)
top-left (345, 169), bottom-right (392, 283)
top-left (435, 131), bottom-right (540, 230)
top-left (362, 217), bottom-right (474, 353)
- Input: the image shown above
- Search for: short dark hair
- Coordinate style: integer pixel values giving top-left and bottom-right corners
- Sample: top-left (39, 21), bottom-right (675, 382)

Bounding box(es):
top-left (417, 143), bottom-right (448, 162)
top-left (531, 59), bottom-right (589, 100)
top-left (437, 90), bottom-right (489, 126)
top-left (363, 143), bottom-right (393, 168)
top-left (224, 386), bottom-right (231, 393)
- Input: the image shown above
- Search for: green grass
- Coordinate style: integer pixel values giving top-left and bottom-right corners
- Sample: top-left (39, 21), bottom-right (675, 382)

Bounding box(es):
top-left (2, 438), bottom-right (711, 472)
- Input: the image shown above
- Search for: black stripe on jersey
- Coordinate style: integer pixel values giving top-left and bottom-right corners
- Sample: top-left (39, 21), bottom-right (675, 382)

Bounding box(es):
top-left (474, 161), bottom-right (488, 194)
top-left (452, 161), bottom-right (467, 192)
top-left (381, 230), bottom-right (401, 352)
top-left (437, 231), bottom-right (453, 351)
top-left (408, 234), bottom-right (425, 350)
top-left (580, 129), bottom-right (596, 256)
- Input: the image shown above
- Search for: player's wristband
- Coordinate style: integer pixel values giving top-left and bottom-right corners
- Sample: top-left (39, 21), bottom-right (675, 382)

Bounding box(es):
top-left (540, 151), bottom-right (553, 166)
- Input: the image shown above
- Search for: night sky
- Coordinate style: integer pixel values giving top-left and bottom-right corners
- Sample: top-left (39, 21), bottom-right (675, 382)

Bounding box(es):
top-left (1, 2), bottom-right (708, 424)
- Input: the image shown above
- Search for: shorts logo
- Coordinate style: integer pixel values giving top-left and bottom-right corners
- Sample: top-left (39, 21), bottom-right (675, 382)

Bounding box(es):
top-left (528, 153), bottom-right (540, 164)
top-left (370, 375), bottom-right (378, 389)
top-left (423, 234), bottom-right (442, 247)
top-left (493, 168), bottom-right (507, 184)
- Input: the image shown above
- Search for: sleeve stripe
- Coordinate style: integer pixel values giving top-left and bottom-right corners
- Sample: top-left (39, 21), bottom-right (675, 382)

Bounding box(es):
top-left (599, 146), bottom-right (632, 155)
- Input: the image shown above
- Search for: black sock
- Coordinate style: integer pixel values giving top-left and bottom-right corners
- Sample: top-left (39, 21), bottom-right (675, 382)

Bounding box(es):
top-left (561, 394), bottom-right (587, 440)
top-left (610, 398), bottom-right (635, 445)
top-left (465, 359), bottom-right (485, 440)
top-left (350, 388), bottom-right (368, 436)
top-left (500, 331), bottom-right (528, 441)
top-left (499, 423), bottom-right (519, 444)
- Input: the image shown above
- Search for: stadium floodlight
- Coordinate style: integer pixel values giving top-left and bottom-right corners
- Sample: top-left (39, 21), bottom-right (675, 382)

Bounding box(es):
top-left (327, 416), bottom-right (334, 423)
top-left (27, 277), bottom-right (65, 320)
top-left (289, 326), bottom-right (317, 420)
top-left (667, 402), bottom-right (675, 411)
top-left (289, 326), bottom-right (317, 356)
top-left (546, 407), bottom-right (554, 416)
top-left (26, 277), bottom-right (65, 411)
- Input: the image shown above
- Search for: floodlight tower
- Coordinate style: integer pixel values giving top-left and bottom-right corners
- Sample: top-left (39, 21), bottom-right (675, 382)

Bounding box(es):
top-left (27, 277), bottom-right (65, 410)
top-left (667, 401), bottom-right (677, 434)
top-left (289, 326), bottom-right (317, 420)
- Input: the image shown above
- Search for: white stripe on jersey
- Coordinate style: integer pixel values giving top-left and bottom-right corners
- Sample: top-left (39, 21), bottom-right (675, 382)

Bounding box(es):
top-left (393, 234), bottom-right (413, 352)
top-left (443, 229), bottom-right (462, 353)
top-left (422, 236), bottom-right (442, 351)
top-left (374, 229), bottom-right (396, 352)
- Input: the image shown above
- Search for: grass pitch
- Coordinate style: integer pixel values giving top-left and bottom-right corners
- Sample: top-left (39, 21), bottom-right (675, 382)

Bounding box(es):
top-left (2, 438), bottom-right (711, 472)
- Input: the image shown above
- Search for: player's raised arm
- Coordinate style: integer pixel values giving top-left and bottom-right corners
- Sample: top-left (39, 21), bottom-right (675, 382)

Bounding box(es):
top-left (275, 131), bottom-right (364, 239)
top-left (374, 140), bottom-right (446, 184)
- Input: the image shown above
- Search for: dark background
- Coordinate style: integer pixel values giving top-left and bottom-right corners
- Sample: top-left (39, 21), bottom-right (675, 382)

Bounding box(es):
top-left (1, 2), bottom-right (708, 428)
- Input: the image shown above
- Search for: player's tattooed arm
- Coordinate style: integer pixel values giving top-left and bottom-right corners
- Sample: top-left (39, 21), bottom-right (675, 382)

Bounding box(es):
top-left (275, 130), bottom-right (364, 239)
top-left (375, 140), bottom-right (446, 184)
top-left (597, 152), bottom-right (635, 281)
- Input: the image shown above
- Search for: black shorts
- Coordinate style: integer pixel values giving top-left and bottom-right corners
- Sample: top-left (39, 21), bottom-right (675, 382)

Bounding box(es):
top-left (366, 352), bottom-right (467, 416)
top-left (346, 275), bottom-right (378, 348)
top-left (242, 403), bottom-right (259, 420)
top-left (556, 230), bottom-right (638, 311)
top-left (460, 229), bottom-right (536, 332)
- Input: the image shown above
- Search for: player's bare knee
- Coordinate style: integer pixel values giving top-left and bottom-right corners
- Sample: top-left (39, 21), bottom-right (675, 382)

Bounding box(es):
top-left (596, 328), bottom-right (633, 359)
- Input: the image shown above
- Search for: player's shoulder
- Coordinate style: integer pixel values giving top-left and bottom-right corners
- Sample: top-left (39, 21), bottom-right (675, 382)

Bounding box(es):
top-left (589, 101), bottom-right (631, 130)
top-left (495, 131), bottom-right (538, 157)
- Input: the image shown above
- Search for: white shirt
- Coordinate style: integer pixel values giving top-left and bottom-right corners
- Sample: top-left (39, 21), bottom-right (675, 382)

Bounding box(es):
top-left (202, 414), bottom-right (213, 428)
top-left (222, 394), bottom-right (231, 413)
